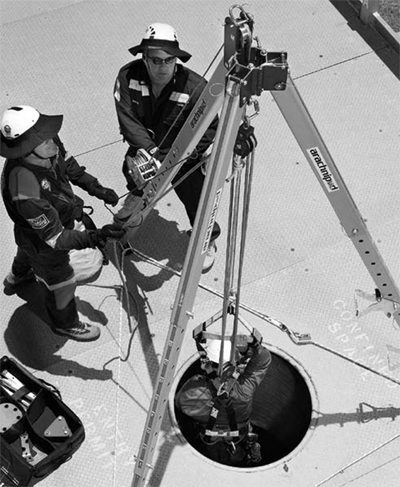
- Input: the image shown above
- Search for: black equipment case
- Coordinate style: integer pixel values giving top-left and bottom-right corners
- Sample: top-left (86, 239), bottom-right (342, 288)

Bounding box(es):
top-left (0, 356), bottom-right (85, 486)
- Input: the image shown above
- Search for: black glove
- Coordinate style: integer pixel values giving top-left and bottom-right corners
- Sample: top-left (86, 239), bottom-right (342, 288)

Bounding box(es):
top-left (54, 224), bottom-right (125, 251)
top-left (94, 186), bottom-right (119, 206)
top-left (98, 223), bottom-right (125, 241)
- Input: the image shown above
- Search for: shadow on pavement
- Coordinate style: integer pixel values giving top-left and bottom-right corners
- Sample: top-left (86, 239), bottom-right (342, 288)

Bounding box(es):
top-left (310, 402), bottom-right (400, 427)
top-left (329, 0), bottom-right (400, 78)
top-left (3, 280), bottom-right (112, 381)
top-left (102, 208), bottom-right (189, 486)
top-left (148, 413), bottom-right (182, 487)
top-left (123, 207), bottom-right (189, 283)
top-left (106, 208), bottom-right (188, 384)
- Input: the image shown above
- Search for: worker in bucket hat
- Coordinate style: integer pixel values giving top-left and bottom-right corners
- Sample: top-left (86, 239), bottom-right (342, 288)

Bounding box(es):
top-left (1, 105), bottom-right (124, 341)
top-left (113, 22), bottom-right (220, 272)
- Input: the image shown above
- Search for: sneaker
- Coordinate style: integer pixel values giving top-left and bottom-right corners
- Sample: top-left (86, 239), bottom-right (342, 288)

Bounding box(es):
top-left (114, 192), bottom-right (142, 225)
top-left (3, 270), bottom-right (36, 296)
top-left (202, 242), bottom-right (217, 274)
top-left (53, 321), bottom-right (100, 342)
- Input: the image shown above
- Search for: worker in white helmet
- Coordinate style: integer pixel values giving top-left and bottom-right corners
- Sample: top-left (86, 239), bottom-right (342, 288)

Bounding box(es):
top-left (175, 334), bottom-right (271, 466)
top-left (0, 106), bottom-right (124, 341)
top-left (113, 22), bottom-right (220, 272)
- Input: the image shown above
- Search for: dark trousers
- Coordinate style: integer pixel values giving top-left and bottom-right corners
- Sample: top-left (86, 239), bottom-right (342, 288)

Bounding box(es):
top-left (173, 164), bottom-right (220, 242)
top-left (11, 242), bottom-right (74, 288)
top-left (12, 227), bottom-right (79, 331)
top-left (123, 154), bottom-right (220, 242)
top-left (10, 246), bottom-right (78, 331)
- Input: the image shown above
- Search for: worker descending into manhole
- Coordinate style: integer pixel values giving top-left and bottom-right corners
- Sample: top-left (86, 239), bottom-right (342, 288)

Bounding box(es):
top-left (175, 330), bottom-right (272, 467)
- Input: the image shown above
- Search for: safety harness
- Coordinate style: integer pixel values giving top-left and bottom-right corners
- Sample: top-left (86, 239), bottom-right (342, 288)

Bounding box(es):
top-left (203, 368), bottom-right (242, 439)
top-left (193, 326), bottom-right (263, 463)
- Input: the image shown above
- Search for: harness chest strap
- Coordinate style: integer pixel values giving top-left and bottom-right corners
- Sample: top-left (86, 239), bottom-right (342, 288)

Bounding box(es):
top-left (204, 373), bottom-right (242, 437)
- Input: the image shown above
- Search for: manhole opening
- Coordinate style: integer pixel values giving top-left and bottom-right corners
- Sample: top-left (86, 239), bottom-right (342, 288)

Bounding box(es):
top-left (173, 351), bottom-right (313, 467)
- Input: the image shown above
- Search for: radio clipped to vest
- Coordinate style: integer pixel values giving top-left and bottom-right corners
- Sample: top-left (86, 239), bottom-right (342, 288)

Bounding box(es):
top-left (125, 148), bottom-right (161, 190)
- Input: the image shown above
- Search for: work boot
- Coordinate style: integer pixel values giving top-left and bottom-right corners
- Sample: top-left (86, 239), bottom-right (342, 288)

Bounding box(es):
top-left (3, 270), bottom-right (36, 296)
top-left (54, 321), bottom-right (100, 342)
top-left (113, 192), bottom-right (143, 225)
top-left (46, 294), bottom-right (101, 342)
top-left (202, 241), bottom-right (217, 274)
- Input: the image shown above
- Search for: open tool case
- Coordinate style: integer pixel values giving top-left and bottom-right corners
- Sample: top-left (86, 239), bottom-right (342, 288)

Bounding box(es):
top-left (0, 356), bottom-right (85, 486)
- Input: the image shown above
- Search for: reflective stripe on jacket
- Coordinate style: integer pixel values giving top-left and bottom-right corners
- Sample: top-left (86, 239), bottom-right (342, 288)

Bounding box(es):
top-left (1, 138), bottom-right (98, 250)
top-left (114, 59), bottom-right (218, 161)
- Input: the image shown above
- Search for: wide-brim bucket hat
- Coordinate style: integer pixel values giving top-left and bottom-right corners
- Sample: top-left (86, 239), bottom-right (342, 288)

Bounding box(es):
top-left (0, 111), bottom-right (63, 159)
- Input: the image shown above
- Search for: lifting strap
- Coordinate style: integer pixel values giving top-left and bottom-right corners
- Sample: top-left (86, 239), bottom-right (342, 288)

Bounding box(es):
top-left (205, 373), bottom-right (239, 436)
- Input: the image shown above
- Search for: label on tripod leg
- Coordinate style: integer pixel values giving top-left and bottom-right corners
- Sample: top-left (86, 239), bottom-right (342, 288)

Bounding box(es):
top-left (307, 147), bottom-right (340, 193)
top-left (202, 188), bottom-right (222, 254)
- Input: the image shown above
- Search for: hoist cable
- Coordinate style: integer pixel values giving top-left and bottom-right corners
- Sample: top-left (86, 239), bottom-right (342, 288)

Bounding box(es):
top-left (232, 149), bottom-right (255, 357)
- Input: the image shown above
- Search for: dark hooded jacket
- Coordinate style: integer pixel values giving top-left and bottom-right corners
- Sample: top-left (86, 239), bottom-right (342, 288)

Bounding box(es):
top-left (176, 345), bottom-right (271, 429)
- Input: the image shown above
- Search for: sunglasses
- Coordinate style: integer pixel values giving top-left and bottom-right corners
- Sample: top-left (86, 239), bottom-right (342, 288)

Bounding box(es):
top-left (146, 56), bottom-right (176, 65)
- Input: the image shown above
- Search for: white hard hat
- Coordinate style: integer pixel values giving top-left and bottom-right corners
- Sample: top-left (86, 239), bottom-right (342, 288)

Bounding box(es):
top-left (204, 339), bottom-right (232, 364)
top-left (143, 23), bottom-right (178, 42)
top-left (129, 22), bottom-right (191, 62)
top-left (0, 105), bottom-right (62, 159)
top-left (1, 105), bottom-right (39, 140)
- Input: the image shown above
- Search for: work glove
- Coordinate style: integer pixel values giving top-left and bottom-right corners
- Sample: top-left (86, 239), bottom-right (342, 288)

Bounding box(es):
top-left (97, 223), bottom-right (125, 242)
top-left (93, 186), bottom-right (119, 206)
top-left (236, 329), bottom-right (263, 358)
top-left (54, 223), bottom-right (125, 251)
top-left (76, 224), bottom-right (125, 248)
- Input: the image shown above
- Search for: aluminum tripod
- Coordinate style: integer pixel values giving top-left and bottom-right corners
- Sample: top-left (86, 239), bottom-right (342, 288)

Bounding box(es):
top-left (129, 6), bottom-right (399, 486)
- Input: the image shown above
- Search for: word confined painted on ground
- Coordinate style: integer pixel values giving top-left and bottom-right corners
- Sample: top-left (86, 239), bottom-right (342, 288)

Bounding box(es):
top-left (327, 299), bottom-right (400, 389)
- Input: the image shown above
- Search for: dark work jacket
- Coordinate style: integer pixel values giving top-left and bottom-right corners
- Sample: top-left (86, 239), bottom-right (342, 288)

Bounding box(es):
top-left (176, 346), bottom-right (272, 429)
top-left (114, 59), bottom-right (218, 162)
top-left (1, 137), bottom-right (100, 251)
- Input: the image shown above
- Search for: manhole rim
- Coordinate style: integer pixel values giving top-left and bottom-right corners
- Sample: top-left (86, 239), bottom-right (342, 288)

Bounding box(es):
top-left (169, 341), bottom-right (320, 473)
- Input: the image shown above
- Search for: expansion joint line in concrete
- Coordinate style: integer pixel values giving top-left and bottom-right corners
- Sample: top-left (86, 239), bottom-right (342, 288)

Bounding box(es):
top-left (314, 431), bottom-right (400, 486)
top-left (293, 50), bottom-right (377, 81)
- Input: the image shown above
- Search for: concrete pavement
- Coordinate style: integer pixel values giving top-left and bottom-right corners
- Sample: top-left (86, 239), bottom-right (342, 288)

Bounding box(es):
top-left (1, 1), bottom-right (399, 486)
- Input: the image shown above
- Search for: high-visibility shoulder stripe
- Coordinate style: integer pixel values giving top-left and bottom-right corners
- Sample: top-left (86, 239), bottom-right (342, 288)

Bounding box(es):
top-left (129, 79), bottom-right (150, 96)
top-left (45, 230), bottom-right (63, 249)
top-left (114, 79), bottom-right (120, 102)
top-left (128, 79), bottom-right (140, 91)
top-left (169, 92), bottom-right (189, 104)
